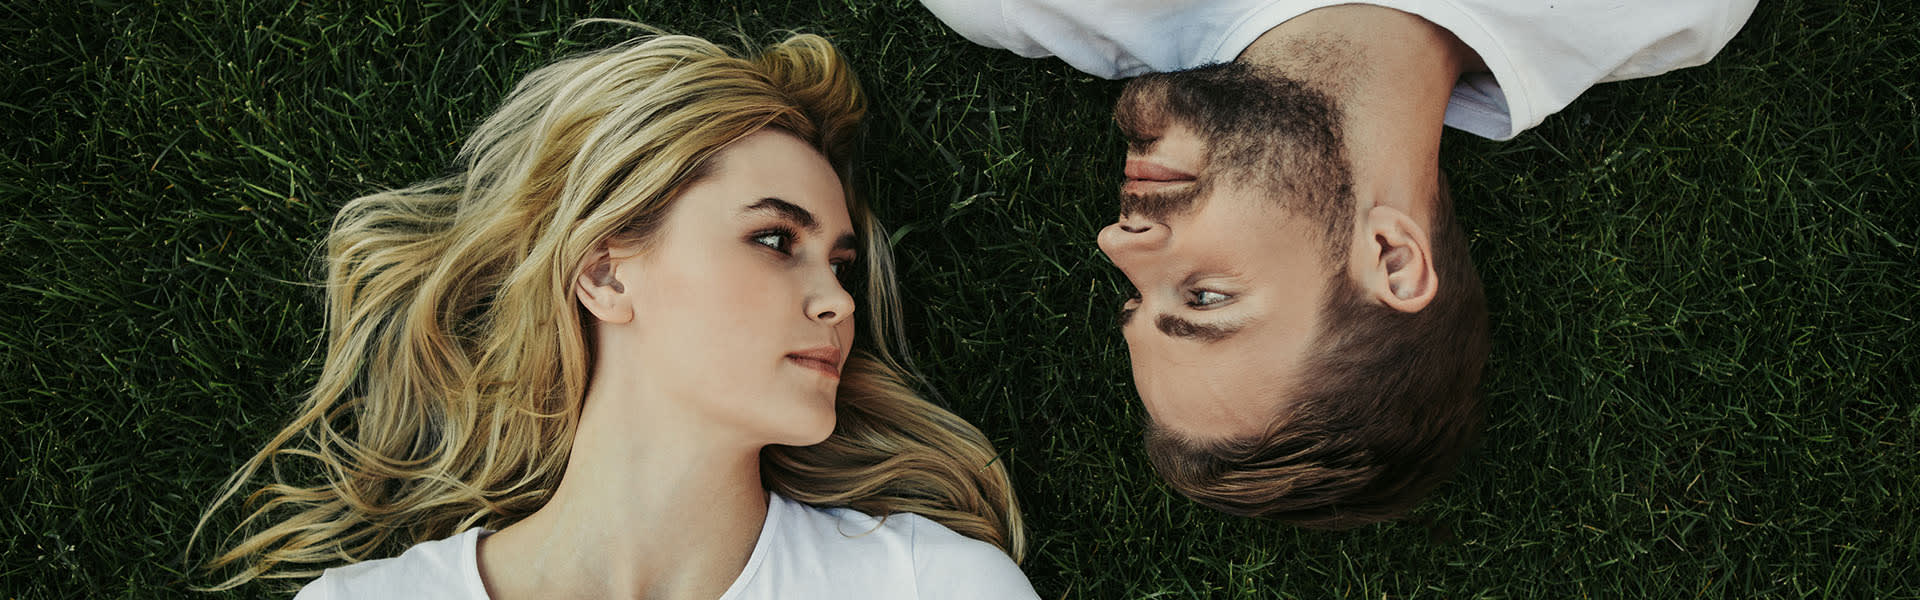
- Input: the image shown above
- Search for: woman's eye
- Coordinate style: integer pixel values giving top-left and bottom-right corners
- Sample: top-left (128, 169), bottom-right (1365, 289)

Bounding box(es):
top-left (831, 260), bottom-right (859, 283)
top-left (752, 231), bottom-right (791, 253)
top-left (1190, 290), bottom-right (1229, 307)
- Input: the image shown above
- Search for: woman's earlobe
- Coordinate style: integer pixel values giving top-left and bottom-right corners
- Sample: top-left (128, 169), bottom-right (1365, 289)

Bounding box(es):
top-left (576, 248), bottom-right (635, 324)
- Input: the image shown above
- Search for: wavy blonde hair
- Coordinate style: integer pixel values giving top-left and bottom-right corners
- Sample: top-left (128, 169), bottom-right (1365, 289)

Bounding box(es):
top-left (192, 26), bottom-right (1024, 590)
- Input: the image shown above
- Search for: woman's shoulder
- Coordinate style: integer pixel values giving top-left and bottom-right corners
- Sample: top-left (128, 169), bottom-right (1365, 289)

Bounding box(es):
top-left (770, 495), bottom-right (1037, 599)
top-left (894, 512), bottom-right (1038, 599)
top-left (292, 528), bottom-right (491, 600)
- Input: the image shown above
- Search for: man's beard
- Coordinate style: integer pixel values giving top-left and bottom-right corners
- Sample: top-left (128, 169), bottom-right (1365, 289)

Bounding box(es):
top-left (1110, 60), bottom-right (1355, 253)
top-left (1117, 179), bottom-right (1205, 222)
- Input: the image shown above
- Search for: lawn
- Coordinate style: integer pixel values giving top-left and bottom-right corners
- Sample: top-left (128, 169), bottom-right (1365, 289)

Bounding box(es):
top-left (3, 1), bottom-right (1916, 598)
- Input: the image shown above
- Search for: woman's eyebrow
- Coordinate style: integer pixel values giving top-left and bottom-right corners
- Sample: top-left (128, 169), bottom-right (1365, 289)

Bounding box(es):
top-left (743, 197), bottom-right (857, 253)
top-left (741, 197), bottom-right (816, 231)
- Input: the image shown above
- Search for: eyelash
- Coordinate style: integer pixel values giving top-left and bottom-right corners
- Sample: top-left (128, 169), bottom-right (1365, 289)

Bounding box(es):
top-left (750, 227), bottom-right (797, 254)
top-left (750, 227), bottom-right (855, 277)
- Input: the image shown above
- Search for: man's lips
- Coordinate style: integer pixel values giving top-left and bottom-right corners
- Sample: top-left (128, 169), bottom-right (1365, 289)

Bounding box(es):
top-left (1123, 160), bottom-right (1196, 195)
top-left (786, 347), bottom-right (842, 379)
top-left (1124, 160), bottom-right (1195, 182)
top-left (1122, 179), bottom-right (1195, 195)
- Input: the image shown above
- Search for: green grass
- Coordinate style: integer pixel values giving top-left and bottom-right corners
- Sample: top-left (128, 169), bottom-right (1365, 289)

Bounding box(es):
top-left (4, 0), bottom-right (1916, 597)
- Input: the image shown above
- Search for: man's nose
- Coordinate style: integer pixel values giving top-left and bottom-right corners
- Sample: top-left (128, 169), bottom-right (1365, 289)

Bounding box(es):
top-left (1097, 214), bottom-right (1170, 264)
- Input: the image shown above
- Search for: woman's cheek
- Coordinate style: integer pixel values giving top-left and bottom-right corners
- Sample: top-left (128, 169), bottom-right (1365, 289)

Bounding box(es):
top-left (837, 318), bottom-right (856, 349)
top-left (716, 255), bottom-right (788, 313)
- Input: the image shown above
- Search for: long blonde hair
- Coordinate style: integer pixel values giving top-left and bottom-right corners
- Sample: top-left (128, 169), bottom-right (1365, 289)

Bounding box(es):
top-left (192, 26), bottom-right (1024, 590)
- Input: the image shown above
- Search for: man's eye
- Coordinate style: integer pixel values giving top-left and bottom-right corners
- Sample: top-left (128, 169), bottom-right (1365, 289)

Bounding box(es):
top-left (1190, 290), bottom-right (1229, 307)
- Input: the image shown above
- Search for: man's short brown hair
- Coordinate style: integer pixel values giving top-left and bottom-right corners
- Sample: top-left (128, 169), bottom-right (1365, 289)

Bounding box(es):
top-left (1145, 182), bottom-right (1488, 528)
top-left (1127, 62), bottom-right (1492, 528)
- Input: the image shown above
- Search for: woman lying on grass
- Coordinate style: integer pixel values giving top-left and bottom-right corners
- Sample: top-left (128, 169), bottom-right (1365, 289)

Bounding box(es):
top-left (193, 25), bottom-right (1034, 599)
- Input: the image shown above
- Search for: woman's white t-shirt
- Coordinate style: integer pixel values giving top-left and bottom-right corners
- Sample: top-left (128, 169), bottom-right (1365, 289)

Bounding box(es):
top-left (919, 0), bottom-right (1758, 140)
top-left (292, 492), bottom-right (1037, 599)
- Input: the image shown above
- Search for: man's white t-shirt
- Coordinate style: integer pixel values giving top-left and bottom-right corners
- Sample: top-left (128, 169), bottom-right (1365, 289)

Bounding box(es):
top-left (291, 492), bottom-right (1037, 599)
top-left (919, 0), bottom-right (1758, 140)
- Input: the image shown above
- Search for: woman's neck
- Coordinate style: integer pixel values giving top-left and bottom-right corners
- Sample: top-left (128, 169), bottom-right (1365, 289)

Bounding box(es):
top-left (477, 386), bottom-right (772, 600)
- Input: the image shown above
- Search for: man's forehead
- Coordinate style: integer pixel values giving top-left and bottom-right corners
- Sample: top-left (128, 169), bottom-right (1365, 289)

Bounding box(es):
top-left (1133, 319), bottom-right (1301, 439)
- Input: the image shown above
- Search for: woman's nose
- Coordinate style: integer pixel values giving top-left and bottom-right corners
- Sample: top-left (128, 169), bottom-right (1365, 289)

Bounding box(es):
top-left (806, 272), bottom-right (856, 326)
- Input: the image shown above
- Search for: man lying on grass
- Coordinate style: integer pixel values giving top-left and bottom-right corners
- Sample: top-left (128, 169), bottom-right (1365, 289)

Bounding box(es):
top-left (921, 0), bottom-right (1759, 526)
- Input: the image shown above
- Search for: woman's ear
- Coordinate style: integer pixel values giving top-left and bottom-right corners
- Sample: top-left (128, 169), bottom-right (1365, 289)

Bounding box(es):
top-left (1358, 205), bottom-right (1438, 313)
top-left (576, 244), bottom-right (635, 324)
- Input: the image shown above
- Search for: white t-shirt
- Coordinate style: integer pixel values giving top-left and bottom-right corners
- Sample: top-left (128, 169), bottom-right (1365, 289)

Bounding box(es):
top-left (919, 0), bottom-right (1758, 140)
top-left (292, 492), bottom-right (1037, 599)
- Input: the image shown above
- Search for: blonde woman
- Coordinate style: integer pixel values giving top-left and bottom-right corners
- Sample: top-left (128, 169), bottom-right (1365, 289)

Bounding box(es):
top-left (193, 26), bottom-right (1036, 599)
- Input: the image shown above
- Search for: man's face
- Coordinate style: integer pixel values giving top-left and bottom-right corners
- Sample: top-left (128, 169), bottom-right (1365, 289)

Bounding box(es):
top-left (1098, 122), bottom-right (1331, 440)
top-left (1100, 67), bottom-right (1350, 441)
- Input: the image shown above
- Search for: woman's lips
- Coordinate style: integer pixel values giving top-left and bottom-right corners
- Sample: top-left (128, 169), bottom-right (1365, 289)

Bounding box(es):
top-left (786, 348), bottom-right (841, 379)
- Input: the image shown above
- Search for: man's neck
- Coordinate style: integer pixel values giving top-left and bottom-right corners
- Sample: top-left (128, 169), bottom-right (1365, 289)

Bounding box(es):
top-left (477, 388), bottom-right (771, 600)
top-left (1238, 4), bottom-right (1478, 223)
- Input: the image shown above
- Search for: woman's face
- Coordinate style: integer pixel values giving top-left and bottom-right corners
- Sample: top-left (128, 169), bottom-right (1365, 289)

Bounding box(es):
top-left (585, 129), bottom-right (858, 447)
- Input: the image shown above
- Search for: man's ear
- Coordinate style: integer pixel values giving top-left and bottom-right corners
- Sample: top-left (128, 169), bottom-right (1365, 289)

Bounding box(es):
top-left (1357, 205), bottom-right (1437, 313)
top-left (576, 244), bottom-right (635, 324)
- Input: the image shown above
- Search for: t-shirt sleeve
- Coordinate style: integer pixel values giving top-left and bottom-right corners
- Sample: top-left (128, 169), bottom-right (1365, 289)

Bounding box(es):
top-left (919, 0), bottom-right (1019, 53)
top-left (917, 0), bottom-right (1153, 78)
top-left (1433, 0), bottom-right (1760, 139)
top-left (279, 529), bottom-right (485, 600)
top-left (909, 517), bottom-right (1039, 600)
top-left (290, 576), bottom-right (333, 600)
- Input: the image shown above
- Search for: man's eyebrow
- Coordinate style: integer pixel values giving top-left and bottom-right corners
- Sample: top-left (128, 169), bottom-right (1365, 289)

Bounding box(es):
top-left (833, 233), bottom-right (857, 254)
top-left (1156, 314), bottom-right (1242, 343)
top-left (742, 197), bottom-right (817, 231)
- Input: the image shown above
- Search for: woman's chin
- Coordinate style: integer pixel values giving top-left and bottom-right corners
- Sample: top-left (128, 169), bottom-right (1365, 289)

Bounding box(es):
top-left (766, 405), bottom-right (838, 447)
